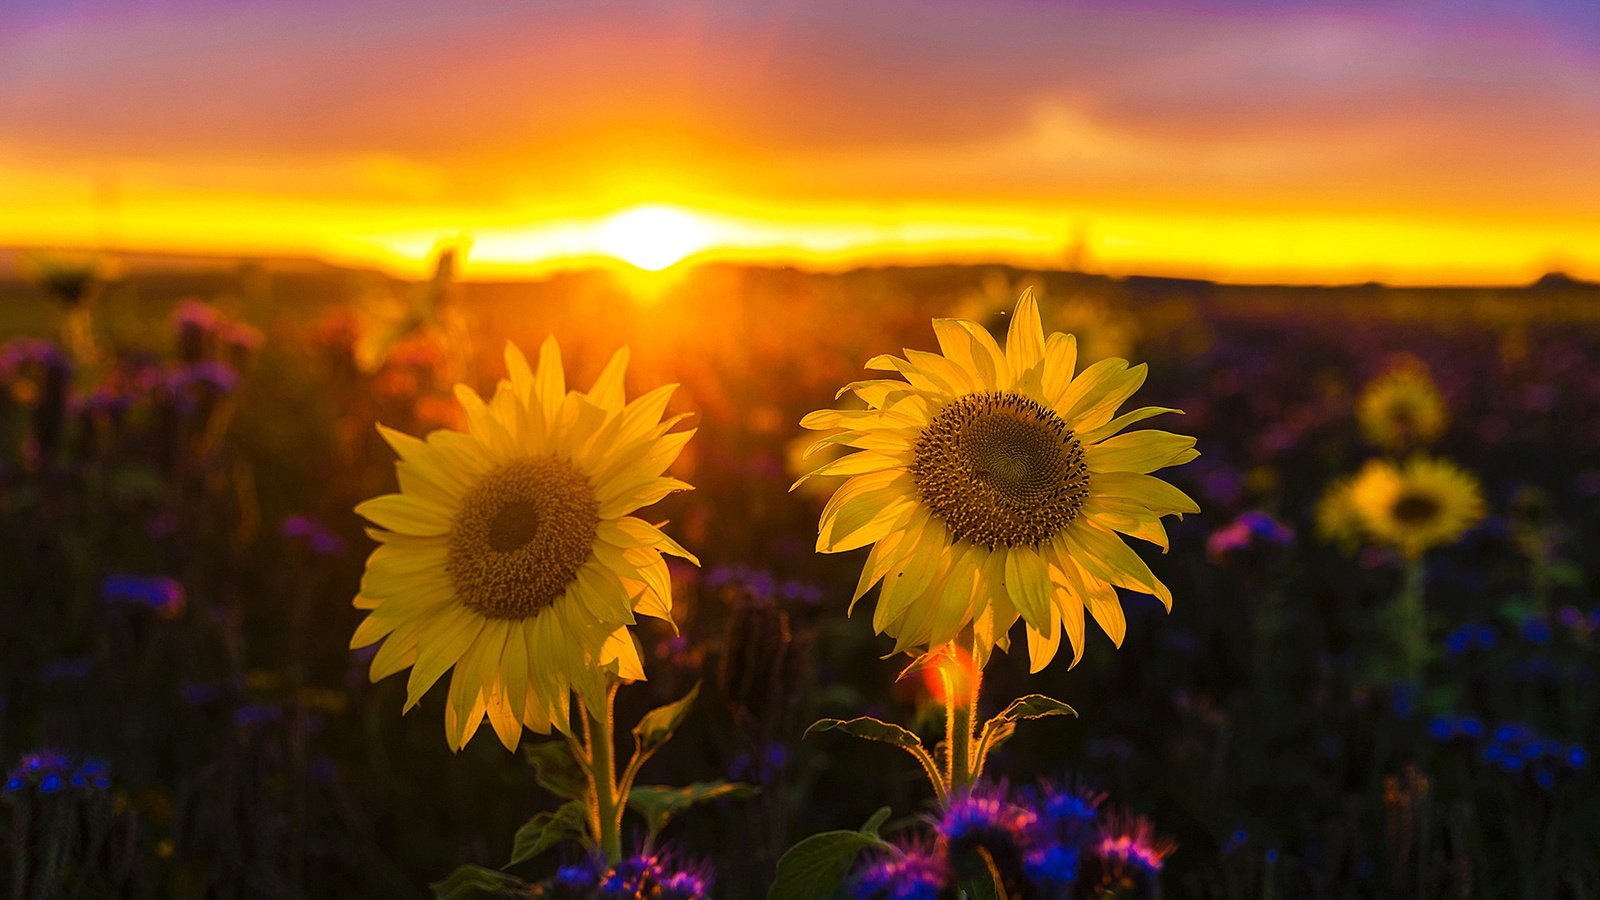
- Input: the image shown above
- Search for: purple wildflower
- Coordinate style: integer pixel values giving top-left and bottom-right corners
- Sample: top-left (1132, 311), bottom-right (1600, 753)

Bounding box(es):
top-left (101, 574), bottom-right (186, 618)
top-left (851, 843), bottom-right (950, 900)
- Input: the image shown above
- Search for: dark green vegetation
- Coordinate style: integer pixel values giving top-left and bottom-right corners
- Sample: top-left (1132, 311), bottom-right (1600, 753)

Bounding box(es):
top-left (2, 258), bottom-right (1598, 897)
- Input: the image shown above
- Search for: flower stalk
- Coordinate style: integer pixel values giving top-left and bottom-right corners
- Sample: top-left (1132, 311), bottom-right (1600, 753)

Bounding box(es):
top-left (1398, 556), bottom-right (1427, 681)
top-left (579, 680), bottom-right (625, 864)
top-left (941, 633), bottom-right (983, 794)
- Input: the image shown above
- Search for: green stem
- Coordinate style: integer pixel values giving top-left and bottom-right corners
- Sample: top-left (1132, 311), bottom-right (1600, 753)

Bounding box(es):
top-left (581, 681), bottom-right (624, 864)
top-left (942, 635), bottom-right (983, 794)
top-left (1529, 529), bottom-right (1551, 616)
top-left (1399, 556), bottom-right (1428, 681)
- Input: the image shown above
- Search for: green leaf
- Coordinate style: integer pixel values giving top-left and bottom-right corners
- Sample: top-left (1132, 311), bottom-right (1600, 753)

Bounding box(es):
top-left (506, 801), bottom-right (588, 868)
top-left (804, 716), bottom-right (926, 754)
top-left (633, 682), bottom-right (700, 756)
top-left (768, 811), bottom-right (895, 900)
top-left (988, 694), bottom-right (1077, 724)
top-left (524, 740), bottom-right (586, 800)
top-left (430, 865), bottom-right (527, 900)
top-left (628, 780), bottom-right (758, 841)
top-left (983, 721), bottom-right (1017, 754)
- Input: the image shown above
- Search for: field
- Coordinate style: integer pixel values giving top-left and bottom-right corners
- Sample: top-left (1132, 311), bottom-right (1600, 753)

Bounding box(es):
top-left (2, 259), bottom-right (1598, 898)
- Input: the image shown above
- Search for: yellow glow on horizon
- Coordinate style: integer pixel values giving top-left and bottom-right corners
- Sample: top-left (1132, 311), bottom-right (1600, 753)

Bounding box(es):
top-left (2, 170), bottom-right (1598, 286)
top-left (594, 205), bottom-right (711, 271)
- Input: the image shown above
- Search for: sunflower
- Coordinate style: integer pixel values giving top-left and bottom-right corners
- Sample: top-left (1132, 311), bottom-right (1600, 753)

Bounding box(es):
top-left (351, 337), bottom-right (697, 751)
top-left (1314, 475), bottom-right (1365, 552)
top-left (1358, 359), bottom-right (1447, 452)
top-left (795, 292), bottom-right (1198, 671)
top-left (1349, 456), bottom-right (1484, 559)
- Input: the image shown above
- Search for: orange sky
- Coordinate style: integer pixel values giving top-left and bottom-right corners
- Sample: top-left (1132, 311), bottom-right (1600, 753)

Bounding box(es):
top-left (2, 1), bottom-right (1599, 284)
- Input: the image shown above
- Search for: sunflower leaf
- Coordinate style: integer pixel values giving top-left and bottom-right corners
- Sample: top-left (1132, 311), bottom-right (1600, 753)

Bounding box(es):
top-left (431, 864), bottom-right (528, 899)
top-left (506, 801), bottom-right (589, 868)
top-left (523, 740), bottom-right (586, 801)
top-left (804, 716), bottom-right (925, 753)
top-left (989, 693), bottom-right (1078, 724)
top-left (767, 810), bottom-right (895, 900)
top-left (633, 682), bottom-right (700, 756)
top-left (628, 780), bottom-right (758, 846)
top-left (984, 720), bottom-right (1017, 753)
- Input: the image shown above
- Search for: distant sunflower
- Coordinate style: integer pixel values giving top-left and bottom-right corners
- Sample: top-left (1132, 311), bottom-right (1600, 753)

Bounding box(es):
top-left (1358, 360), bottom-right (1447, 452)
top-left (795, 292), bottom-right (1198, 671)
top-left (1315, 475), bottom-right (1365, 552)
top-left (1350, 456), bottom-right (1484, 559)
top-left (352, 338), bottom-right (696, 751)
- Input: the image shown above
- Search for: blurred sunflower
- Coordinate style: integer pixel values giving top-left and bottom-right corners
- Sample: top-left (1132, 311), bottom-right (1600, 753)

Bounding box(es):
top-left (1315, 475), bottom-right (1365, 552)
top-left (352, 338), bottom-right (697, 751)
top-left (796, 292), bottom-right (1198, 671)
top-left (1350, 456), bottom-right (1484, 559)
top-left (1358, 359), bottom-right (1447, 451)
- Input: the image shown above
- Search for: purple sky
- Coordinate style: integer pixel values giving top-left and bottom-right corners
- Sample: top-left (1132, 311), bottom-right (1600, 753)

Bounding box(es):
top-left (2, 0), bottom-right (1597, 280)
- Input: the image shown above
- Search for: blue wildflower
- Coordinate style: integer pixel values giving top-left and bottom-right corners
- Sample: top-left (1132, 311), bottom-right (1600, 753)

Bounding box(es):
top-left (1024, 843), bottom-right (1079, 886)
top-left (1426, 717), bottom-right (1453, 742)
top-left (1522, 619), bottom-right (1553, 645)
top-left (101, 574), bottom-right (186, 618)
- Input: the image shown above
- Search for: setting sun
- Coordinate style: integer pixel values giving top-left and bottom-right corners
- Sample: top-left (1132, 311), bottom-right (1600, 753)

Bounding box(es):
top-left (594, 205), bottom-right (713, 271)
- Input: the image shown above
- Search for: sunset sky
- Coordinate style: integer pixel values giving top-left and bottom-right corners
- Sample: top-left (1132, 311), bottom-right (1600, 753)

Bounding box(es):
top-left (2, 0), bottom-right (1598, 283)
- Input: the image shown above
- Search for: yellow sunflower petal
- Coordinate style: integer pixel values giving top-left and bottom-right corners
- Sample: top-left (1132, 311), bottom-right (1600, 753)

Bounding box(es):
top-left (1040, 333), bottom-right (1079, 405)
top-left (1065, 523), bottom-right (1172, 609)
top-left (1005, 289), bottom-right (1046, 377)
top-left (1084, 431), bottom-right (1199, 475)
top-left (1004, 544), bottom-right (1053, 632)
top-left (354, 494), bottom-right (453, 537)
top-left (587, 346), bottom-right (631, 412)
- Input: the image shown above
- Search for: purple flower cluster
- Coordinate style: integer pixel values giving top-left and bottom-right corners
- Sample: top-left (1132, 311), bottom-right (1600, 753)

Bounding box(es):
top-left (172, 299), bottom-right (263, 366)
top-left (704, 563), bottom-right (823, 608)
top-left (3, 750), bottom-right (110, 795)
top-left (851, 842), bottom-right (948, 900)
top-left (1206, 511), bottom-right (1294, 562)
top-left (851, 782), bottom-right (1167, 898)
top-left (281, 514), bottom-right (349, 556)
top-left (101, 574), bottom-right (186, 618)
top-left (531, 852), bottom-right (711, 899)
top-left (0, 337), bottom-right (73, 381)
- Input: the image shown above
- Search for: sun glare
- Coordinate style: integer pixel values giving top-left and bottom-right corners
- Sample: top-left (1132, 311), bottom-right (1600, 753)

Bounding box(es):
top-left (595, 205), bottom-right (712, 271)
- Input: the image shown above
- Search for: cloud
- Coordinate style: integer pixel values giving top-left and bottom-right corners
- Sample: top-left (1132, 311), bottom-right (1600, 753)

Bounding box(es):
top-left (0, 0), bottom-right (1597, 235)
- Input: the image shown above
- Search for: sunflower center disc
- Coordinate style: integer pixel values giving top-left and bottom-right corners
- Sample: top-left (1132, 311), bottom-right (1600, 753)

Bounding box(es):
top-left (447, 456), bottom-right (600, 620)
top-left (1392, 491), bottom-right (1442, 526)
top-left (910, 391), bottom-right (1089, 549)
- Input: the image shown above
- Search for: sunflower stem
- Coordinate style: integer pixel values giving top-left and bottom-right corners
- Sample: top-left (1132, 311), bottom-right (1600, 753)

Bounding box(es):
top-left (1398, 556), bottom-right (1428, 681)
top-left (942, 636), bottom-right (982, 795)
top-left (581, 680), bottom-right (624, 865)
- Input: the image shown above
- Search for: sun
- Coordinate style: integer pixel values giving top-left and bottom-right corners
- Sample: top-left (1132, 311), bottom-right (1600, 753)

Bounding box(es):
top-left (595, 205), bottom-right (713, 271)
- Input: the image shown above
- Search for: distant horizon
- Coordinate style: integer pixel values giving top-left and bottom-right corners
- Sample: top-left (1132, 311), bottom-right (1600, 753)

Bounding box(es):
top-left (2, 240), bottom-right (1593, 292)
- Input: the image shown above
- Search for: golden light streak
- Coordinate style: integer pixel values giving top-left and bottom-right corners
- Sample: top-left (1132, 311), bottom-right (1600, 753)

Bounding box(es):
top-left (3, 171), bottom-right (1598, 285)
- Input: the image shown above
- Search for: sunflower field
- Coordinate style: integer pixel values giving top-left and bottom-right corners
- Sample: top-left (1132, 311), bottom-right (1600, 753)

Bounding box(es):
top-left (2, 261), bottom-right (1597, 899)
